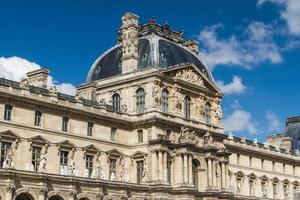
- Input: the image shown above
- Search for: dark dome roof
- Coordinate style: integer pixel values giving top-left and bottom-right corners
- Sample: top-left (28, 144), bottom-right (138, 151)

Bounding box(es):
top-left (87, 35), bottom-right (212, 82)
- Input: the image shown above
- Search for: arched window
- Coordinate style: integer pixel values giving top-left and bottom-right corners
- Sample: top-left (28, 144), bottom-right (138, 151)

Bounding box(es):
top-left (136, 88), bottom-right (145, 114)
top-left (205, 102), bottom-right (211, 124)
top-left (192, 159), bottom-right (200, 189)
top-left (161, 89), bottom-right (169, 113)
top-left (184, 96), bottom-right (191, 119)
top-left (112, 93), bottom-right (120, 112)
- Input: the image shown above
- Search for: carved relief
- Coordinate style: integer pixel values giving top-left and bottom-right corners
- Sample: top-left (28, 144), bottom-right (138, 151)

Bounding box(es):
top-left (202, 131), bottom-right (214, 146)
top-left (178, 126), bottom-right (198, 144)
top-left (172, 67), bottom-right (205, 87)
top-left (214, 99), bottom-right (222, 125)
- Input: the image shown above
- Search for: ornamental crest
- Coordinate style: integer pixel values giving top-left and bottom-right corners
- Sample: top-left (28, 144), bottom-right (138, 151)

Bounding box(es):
top-left (178, 126), bottom-right (198, 144)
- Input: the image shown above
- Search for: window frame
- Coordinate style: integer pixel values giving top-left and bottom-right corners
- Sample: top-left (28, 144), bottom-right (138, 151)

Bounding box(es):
top-left (138, 130), bottom-right (143, 143)
top-left (136, 88), bottom-right (145, 114)
top-left (204, 102), bottom-right (211, 124)
top-left (34, 111), bottom-right (42, 127)
top-left (87, 122), bottom-right (93, 136)
top-left (85, 154), bottom-right (94, 178)
top-left (136, 160), bottom-right (144, 184)
top-left (109, 158), bottom-right (117, 180)
top-left (184, 96), bottom-right (191, 119)
top-left (62, 117), bottom-right (69, 132)
top-left (0, 141), bottom-right (12, 167)
top-left (59, 150), bottom-right (69, 175)
top-left (112, 93), bottom-right (121, 112)
top-left (32, 146), bottom-right (42, 171)
top-left (4, 104), bottom-right (13, 121)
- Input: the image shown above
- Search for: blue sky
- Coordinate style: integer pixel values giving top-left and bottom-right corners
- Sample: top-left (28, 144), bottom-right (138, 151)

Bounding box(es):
top-left (0, 0), bottom-right (299, 142)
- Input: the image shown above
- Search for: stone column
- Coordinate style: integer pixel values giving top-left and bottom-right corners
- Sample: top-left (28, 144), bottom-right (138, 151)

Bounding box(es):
top-left (212, 161), bottom-right (216, 187)
top-left (163, 152), bottom-right (167, 182)
top-left (152, 151), bottom-right (157, 181)
top-left (158, 151), bottom-right (163, 181)
top-left (183, 154), bottom-right (188, 184)
top-left (207, 159), bottom-right (212, 187)
top-left (5, 185), bottom-right (14, 200)
top-left (188, 155), bottom-right (193, 185)
top-left (221, 162), bottom-right (226, 189)
top-left (38, 189), bottom-right (47, 200)
top-left (225, 163), bottom-right (229, 189)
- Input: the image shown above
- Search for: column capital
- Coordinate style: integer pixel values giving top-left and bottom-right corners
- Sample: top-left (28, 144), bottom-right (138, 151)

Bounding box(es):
top-left (5, 185), bottom-right (15, 193)
top-left (39, 188), bottom-right (48, 196)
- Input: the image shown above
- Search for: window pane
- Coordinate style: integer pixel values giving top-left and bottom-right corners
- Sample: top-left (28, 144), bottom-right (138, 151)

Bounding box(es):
top-left (112, 94), bottom-right (120, 112)
top-left (136, 161), bottom-right (144, 184)
top-left (32, 146), bottom-right (42, 171)
top-left (62, 117), bottom-right (68, 131)
top-left (87, 122), bottom-right (93, 136)
top-left (0, 142), bottom-right (12, 167)
top-left (111, 128), bottom-right (116, 141)
top-left (4, 104), bottom-right (12, 121)
top-left (136, 88), bottom-right (145, 114)
top-left (34, 111), bottom-right (42, 126)
top-left (109, 159), bottom-right (116, 180)
top-left (138, 130), bottom-right (143, 143)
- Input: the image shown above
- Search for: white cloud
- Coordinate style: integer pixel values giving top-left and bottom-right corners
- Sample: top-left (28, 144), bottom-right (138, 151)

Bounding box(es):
top-left (216, 76), bottom-right (246, 95)
top-left (223, 101), bottom-right (258, 134)
top-left (198, 21), bottom-right (282, 69)
top-left (266, 110), bottom-right (281, 132)
top-left (0, 56), bottom-right (76, 95)
top-left (257, 0), bottom-right (300, 36)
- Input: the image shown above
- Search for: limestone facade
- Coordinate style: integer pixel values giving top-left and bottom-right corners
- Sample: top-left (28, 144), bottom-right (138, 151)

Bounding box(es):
top-left (0, 12), bottom-right (299, 200)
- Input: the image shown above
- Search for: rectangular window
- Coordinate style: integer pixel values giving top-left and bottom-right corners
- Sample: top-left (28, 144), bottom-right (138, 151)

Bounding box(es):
top-left (32, 146), bottom-right (42, 171)
top-left (109, 159), bottom-right (116, 180)
top-left (0, 141), bottom-right (11, 167)
top-left (138, 130), bottom-right (143, 143)
top-left (4, 104), bottom-right (13, 121)
top-left (62, 117), bottom-right (69, 132)
top-left (283, 163), bottom-right (286, 173)
top-left (136, 160), bottom-right (144, 184)
top-left (261, 159), bottom-right (264, 169)
top-left (86, 154), bottom-right (93, 178)
top-left (111, 128), bottom-right (116, 141)
top-left (60, 151), bottom-right (69, 175)
top-left (237, 154), bottom-right (240, 165)
top-left (272, 161), bottom-right (275, 171)
top-left (249, 156), bottom-right (252, 167)
top-left (87, 122), bottom-right (93, 136)
top-left (34, 111), bottom-right (42, 126)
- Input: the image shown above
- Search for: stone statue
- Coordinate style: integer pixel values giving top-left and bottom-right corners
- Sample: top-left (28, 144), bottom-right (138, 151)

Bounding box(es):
top-left (142, 159), bottom-right (148, 183)
top-left (152, 81), bottom-right (161, 107)
top-left (214, 100), bottom-right (222, 124)
top-left (49, 85), bottom-right (58, 95)
top-left (3, 146), bottom-right (13, 168)
top-left (20, 78), bottom-right (29, 88)
top-left (262, 182), bottom-right (267, 197)
top-left (236, 179), bottom-right (242, 194)
top-left (174, 67), bottom-right (204, 86)
top-left (68, 155), bottom-right (76, 176)
top-left (202, 131), bottom-right (213, 145)
top-left (120, 160), bottom-right (125, 181)
top-left (97, 160), bottom-right (105, 179)
top-left (171, 88), bottom-right (182, 112)
top-left (38, 155), bottom-right (47, 173)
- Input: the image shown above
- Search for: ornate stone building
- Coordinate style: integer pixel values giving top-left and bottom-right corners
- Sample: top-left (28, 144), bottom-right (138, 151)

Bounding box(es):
top-left (0, 12), bottom-right (299, 200)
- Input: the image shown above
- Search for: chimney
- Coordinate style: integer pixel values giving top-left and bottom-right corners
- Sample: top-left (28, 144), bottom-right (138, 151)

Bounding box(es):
top-left (120, 12), bottom-right (139, 74)
top-left (26, 68), bottom-right (49, 88)
top-left (184, 40), bottom-right (199, 54)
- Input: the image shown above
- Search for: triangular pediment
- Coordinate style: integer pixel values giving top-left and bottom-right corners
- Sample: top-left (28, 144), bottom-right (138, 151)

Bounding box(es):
top-left (84, 144), bottom-right (100, 152)
top-left (107, 148), bottom-right (122, 157)
top-left (161, 64), bottom-right (222, 94)
top-left (28, 135), bottom-right (50, 144)
top-left (131, 151), bottom-right (147, 158)
top-left (57, 140), bottom-right (77, 148)
top-left (0, 130), bottom-right (21, 140)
